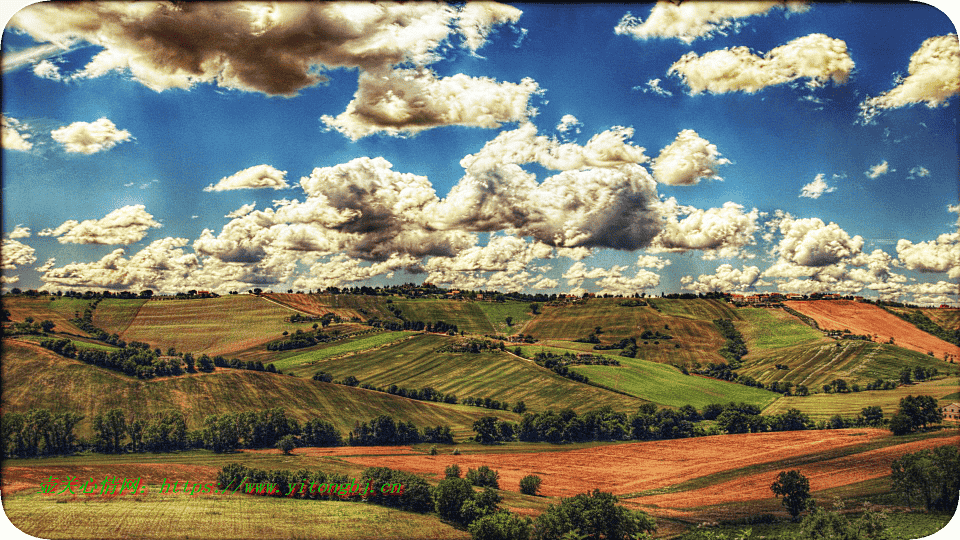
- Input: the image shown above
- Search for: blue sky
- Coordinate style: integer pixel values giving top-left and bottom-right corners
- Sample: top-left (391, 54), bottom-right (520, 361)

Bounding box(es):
top-left (1, 1), bottom-right (958, 305)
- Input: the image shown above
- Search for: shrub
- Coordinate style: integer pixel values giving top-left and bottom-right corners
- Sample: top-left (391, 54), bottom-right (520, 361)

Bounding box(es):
top-left (466, 465), bottom-right (500, 489)
top-left (519, 474), bottom-right (542, 496)
top-left (445, 464), bottom-right (462, 479)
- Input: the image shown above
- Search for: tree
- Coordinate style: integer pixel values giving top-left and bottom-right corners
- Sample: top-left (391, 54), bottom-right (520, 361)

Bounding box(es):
top-left (445, 464), bottom-right (462, 479)
top-left (505, 316), bottom-right (513, 326)
top-left (93, 408), bottom-right (127, 453)
top-left (858, 406), bottom-right (884, 427)
top-left (40, 320), bottom-right (55, 333)
top-left (519, 474), bottom-right (542, 496)
top-left (469, 511), bottom-right (532, 540)
top-left (473, 416), bottom-right (502, 444)
top-left (771, 470), bottom-right (812, 521)
top-left (433, 477), bottom-right (475, 523)
top-left (529, 302), bottom-right (541, 315)
top-left (276, 435), bottom-right (296, 455)
top-left (891, 395), bottom-right (943, 435)
top-left (797, 505), bottom-right (887, 540)
top-left (466, 465), bottom-right (500, 489)
top-left (891, 446), bottom-right (960, 512)
top-left (533, 489), bottom-right (656, 540)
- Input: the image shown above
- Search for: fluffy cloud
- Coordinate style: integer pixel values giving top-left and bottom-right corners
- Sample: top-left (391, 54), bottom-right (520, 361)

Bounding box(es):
top-left (2, 116), bottom-right (33, 151)
top-left (865, 160), bottom-right (891, 179)
top-left (652, 129), bottom-right (730, 185)
top-left (682, 264), bottom-right (763, 294)
top-left (649, 199), bottom-right (760, 259)
top-left (669, 33), bottom-right (854, 95)
top-left (562, 261), bottom-right (659, 295)
top-left (225, 203), bottom-right (257, 219)
top-left (556, 114), bottom-right (581, 133)
top-left (38, 205), bottom-right (161, 245)
top-left (50, 117), bottom-right (131, 154)
top-left (799, 173), bottom-right (836, 199)
top-left (641, 78), bottom-right (673, 97)
top-left (769, 216), bottom-right (864, 268)
top-left (1, 238), bottom-right (37, 270)
top-left (636, 255), bottom-right (671, 269)
top-left (859, 35), bottom-right (960, 122)
top-left (11, 2), bottom-right (522, 96)
top-left (204, 165), bottom-right (289, 192)
top-left (615, 1), bottom-right (807, 44)
top-left (909, 166), bottom-right (930, 179)
top-left (292, 253), bottom-right (420, 291)
top-left (8, 225), bottom-right (31, 239)
top-left (424, 235), bottom-right (552, 274)
top-left (321, 68), bottom-right (541, 140)
top-left (896, 233), bottom-right (960, 279)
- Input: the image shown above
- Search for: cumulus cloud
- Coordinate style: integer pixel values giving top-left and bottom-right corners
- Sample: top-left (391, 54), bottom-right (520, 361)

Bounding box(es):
top-left (424, 234), bottom-right (552, 274)
top-left (204, 164), bottom-right (289, 192)
top-left (865, 160), bottom-right (891, 178)
top-left (10, 2), bottom-right (522, 96)
top-left (669, 33), bottom-right (854, 95)
top-left (1, 238), bottom-right (37, 270)
top-left (33, 59), bottom-right (62, 80)
top-left (615, 1), bottom-right (807, 44)
top-left (562, 261), bottom-right (659, 295)
top-left (556, 114), bottom-right (581, 133)
top-left (321, 68), bottom-right (541, 139)
top-left (8, 225), bottom-right (31, 239)
top-left (682, 264), bottom-right (763, 294)
top-left (859, 35), bottom-right (960, 122)
top-left (292, 253), bottom-right (420, 291)
top-left (649, 199), bottom-right (760, 259)
top-left (2, 116), bottom-right (33, 151)
top-left (768, 216), bottom-right (864, 268)
top-left (38, 205), bottom-right (161, 245)
top-left (225, 203), bottom-right (257, 219)
top-left (652, 129), bottom-right (730, 185)
top-left (896, 233), bottom-right (960, 279)
top-left (636, 255), bottom-right (671, 269)
top-left (50, 117), bottom-right (131, 154)
top-left (640, 78), bottom-right (673, 97)
top-left (799, 173), bottom-right (836, 199)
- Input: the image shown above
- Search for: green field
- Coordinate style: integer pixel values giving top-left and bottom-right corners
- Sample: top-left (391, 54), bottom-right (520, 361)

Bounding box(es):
top-left (92, 298), bottom-right (148, 335)
top-left (1, 340), bottom-right (513, 439)
top-left (736, 307), bottom-right (827, 352)
top-left (391, 299), bottom-right (497, 335)
top-left (569, 356), bottom-right (780, 410)
top-left (117, 295), bottom-right (313, 356)
top-left (295, 333), bottom-right (649, 413)
top-left (2, 296), bottom-right (93, 336)
top-left (763, 378), bottom-right (960, 420)
top-left (269, 331), bottom-right (417, 371)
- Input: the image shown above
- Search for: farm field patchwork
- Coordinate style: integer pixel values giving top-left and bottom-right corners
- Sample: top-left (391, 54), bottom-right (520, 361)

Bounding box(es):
top-left (2, 296), bottom-right (92, 337)
top-left (268, 331), bottom-right (417, 371)
top-left (785, 300), bottom-right (960, 358)
top-left (763, 378), bottom-right (960, 420)
top-left (91, 298), bottom-right (148, 335)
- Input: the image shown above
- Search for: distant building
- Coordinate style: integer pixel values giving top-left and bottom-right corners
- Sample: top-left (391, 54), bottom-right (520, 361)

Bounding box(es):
top-left (942, 403), bottom-right (960, 422)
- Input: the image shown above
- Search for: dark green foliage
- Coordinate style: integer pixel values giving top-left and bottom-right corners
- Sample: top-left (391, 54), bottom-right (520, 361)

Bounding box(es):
top-left (466, 465), bottom-right (500, 489)
top-left (532, 489), bottom-right (656, 540)
top-left (771, 470), bottom-right (812, 520)
top-left (276, 434), bottom-right (296, 454)
top-left (469, 511), bottom-right (532, 540)
top-left (768, 408), bottom-right (811, 432)
top-left (301, 418), bottom-right (343, 447)
top-left (92, 408), bottom-right (127, 453)
top-left (891, 395), bottom-right (943, 435)
top-left (714, 318), bottom-right (748, 362)
top-left (473, 416), bottom-right (516, 444)
top-left (858, 406), bottom-right (885, 427)
top-left (519, 475), bottom-right (542, 496)
top-left (797, 506), bottom-right (888, 540)
top-left (445, 464), bottom-right (462, 479)
top-left (349, 415), bottom-right (437, 446)
top-left (519, 406), bottom-right (629, 444)
top-left (312, 371), bottom-right (333, 383)
top-left (891, 446), bottom-right (960, 512)
top-left (434, 477), bottom-right (476, 522)
top-left (460, 487), bottom-right (503, 524)
top-left (2, 409), bottom-right (83, 457)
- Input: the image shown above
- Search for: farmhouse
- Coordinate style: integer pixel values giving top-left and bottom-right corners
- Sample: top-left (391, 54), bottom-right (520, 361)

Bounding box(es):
top-left (942, 403), bottom-right (960, 422)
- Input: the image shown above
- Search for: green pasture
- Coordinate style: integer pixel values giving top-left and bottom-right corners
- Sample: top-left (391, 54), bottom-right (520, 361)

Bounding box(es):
top-left (2, 296), bottom-right (92, 336)
top-left (1, 340), bottom-right (512, 440)
top-left (652, 298), bottom-right (742, 321)
top-left (269, 331), bottom-right (416, 371)
top-left (92, 299), bottom-right (148, 335)
top-left (391, 299), bottom-right (496, 335)
top-left (298, 334), bottom-right (649, 414)
top-left (736, 307), bottom-right (827, 352)
top-left (763, 378), bottom-right (960, 420)
top-left (474, 301), bottom-right (537, 334)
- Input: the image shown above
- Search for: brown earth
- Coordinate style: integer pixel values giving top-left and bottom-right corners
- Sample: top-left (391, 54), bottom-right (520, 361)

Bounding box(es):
top-left (1, 463), bottom-right (219, 496)
top-left (628, 434), bottom-right (960, 510)
top-left (339, 429), bottom-right (891, 498)
top-left (262, 293), bottom-right (343, 318)
top-left (785, 300), bottom-right (960, 358)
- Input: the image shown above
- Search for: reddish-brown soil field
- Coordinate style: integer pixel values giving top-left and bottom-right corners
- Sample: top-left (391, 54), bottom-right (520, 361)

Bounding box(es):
top-left (339, 429), bottom-right (891, 498)
top-left (785, 300), bottom-right (960, 358)
top-left (243, 445), bottom-right (425, 457)
top-left (1, 464), bottom-right (219, 496)
top-left (628, 434), bottom-right (960, 510)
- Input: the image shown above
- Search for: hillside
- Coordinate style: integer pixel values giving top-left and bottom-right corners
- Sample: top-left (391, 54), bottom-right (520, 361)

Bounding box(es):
top-left (2, 296), bottom-right (92, 337)
top-left (0, 339), bottom-right (512, 439)
top-left (784, 300), bottom-right (960, 358)
top-left (887, 306), bottom-right (960, 331)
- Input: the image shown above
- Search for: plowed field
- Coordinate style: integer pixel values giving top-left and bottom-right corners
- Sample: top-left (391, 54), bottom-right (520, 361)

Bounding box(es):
top-left (785, 300), bottom-right (960, 358)
top-left (340, 429), bottom-right (892, 498)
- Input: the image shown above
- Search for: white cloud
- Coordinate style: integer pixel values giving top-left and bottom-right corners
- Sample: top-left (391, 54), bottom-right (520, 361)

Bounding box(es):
top-left (556, 114), bottom-right (581, 133)
top-left (896, 233), bottom-right (960, 279)
top-left (669, 33), bottom-right (854, 95)
top-left (865, 160), bottom-right (891, 179)
top-left (424, 235), bottom-right (551, 274)
top-left (33, 59), bottom-right (62, 80)
top-left (641, 78), bottom-right (673, 97)
top-left (38, 204), bottom-right (161, 245)
top-left (1, 275), bottom-right (20, 285)
top-left (561, 261), bottom-right (659, 295)
top-left (799, 173), bottom-right (836, 199)
top-left (649, 199), bottom-right (760, 259)
top-left (768, 216), bottom-right (864, 268)
top-left (2, 116), bottom-right (33, 151)
top-left (225, 203), bottom-right (257, 219)
top-left (204, 165), bottom-right (289, 192)
top-left (8, 225), bottom-right (31, 239)
top-left (10, 2), bottom-right (522, 96)
top-left (908, 166), bottom-right (930, 179)
top-left (652, 129), bottom-right (730, 185)
top-left (50, 117), bottom-right (131, 154)
top-left (1, 238), bottom-right (37, 270)
top-left (321, 68), bottom-right (541, 140)
top-left (859, 35), bottom-right (960, 122)
top-left (292, 253), bottom-right (420, 291)
top-left (682, 264), bottom-right (763, 294)
top-left (36, 258), bottom-right (56, 273)
top-left (615, 1), bottom-right (807, 44)
top-left (636, 255), bottom-right (671, 270)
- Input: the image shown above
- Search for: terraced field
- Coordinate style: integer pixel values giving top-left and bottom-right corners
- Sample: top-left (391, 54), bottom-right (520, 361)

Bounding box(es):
top-left (389, 299), bottom-right (495, 335)
top-left (268, 331), bottom-right (417, 371)
top-left (736, 307), bottom-right (827, 352)
top-left (296, 334), bottom-right (649, 413)
top-left (2, 296), bottom-right (91, 336)
top-left (1, 340), bottom-right (510, 439)
top-left (763, 377), bottom-right (960, 420)
top-left (887, 305), bottom-right (960, 331)
top-left (118, 295), bottom-right (312, 356)
top-left (523, 298), bottom-right (733, 366)
top-left (92, 298), bottom-right (148, 335)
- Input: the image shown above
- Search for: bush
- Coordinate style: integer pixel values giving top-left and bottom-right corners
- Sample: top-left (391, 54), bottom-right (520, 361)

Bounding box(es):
top-left (433, 477), bottom-right (475, 523)
top-left (445, 464), bottom-right (462, 478)
top-left (276, 435), bottom-right (296, 455)
top-left (466, 465), bottom-right (500, 489)
top-left (469, 511), bottom-right (532, 540)
top-left (519, 474), bottom-right (542, 496)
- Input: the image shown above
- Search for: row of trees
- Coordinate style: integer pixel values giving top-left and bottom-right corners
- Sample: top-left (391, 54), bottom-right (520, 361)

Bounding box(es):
top-left (349, 415), bottom-right (454, 446)
top-left (315, 371), bottom-right (518, 412)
